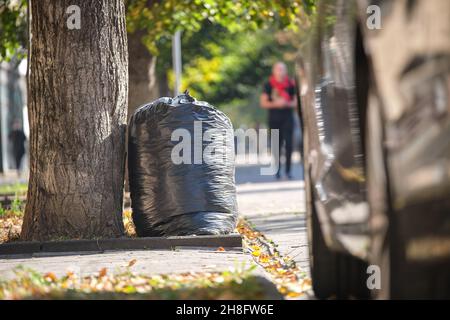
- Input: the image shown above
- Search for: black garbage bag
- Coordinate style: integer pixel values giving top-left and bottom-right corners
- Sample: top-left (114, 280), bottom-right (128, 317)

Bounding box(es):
top-left (128, 92), bottom-right (238, 237)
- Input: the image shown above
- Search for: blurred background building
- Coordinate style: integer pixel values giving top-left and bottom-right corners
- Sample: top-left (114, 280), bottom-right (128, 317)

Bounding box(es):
top-left (0, 60), bottom-right (28, 175)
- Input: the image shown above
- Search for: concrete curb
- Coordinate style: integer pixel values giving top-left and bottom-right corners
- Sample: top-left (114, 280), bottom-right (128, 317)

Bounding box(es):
top-left (0, 234), bottom-right (242, 256)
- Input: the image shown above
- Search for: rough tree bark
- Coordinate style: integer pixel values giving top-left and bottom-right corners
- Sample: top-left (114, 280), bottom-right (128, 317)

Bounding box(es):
top-left (21, 0), bottom-right (128, 240)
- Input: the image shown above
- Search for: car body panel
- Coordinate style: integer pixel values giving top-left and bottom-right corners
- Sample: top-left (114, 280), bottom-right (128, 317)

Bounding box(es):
top-left (358, 0), bottom-right (450, 263)
top-left (298, 0), bottom-right (450, 262)
top-left (298, 0), bottom-right (371, 259)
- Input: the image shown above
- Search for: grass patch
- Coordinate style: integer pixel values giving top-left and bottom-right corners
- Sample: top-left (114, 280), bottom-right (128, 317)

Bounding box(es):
top-left (0, 206), bottom-right (134, 244)
top-left (0, 183), bottom-right (27, 195)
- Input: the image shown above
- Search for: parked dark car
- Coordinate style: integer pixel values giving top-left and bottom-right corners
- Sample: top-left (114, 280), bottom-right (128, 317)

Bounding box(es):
top-left (296, 0), bottom-right (450, 299)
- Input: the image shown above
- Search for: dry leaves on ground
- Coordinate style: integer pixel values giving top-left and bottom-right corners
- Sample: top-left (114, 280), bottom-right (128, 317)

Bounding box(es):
top-left (122, 209), bottom-right (136, 237)
top-left (236, 218), bottom-right (312, 299)
top-left (0, 212), bottom-right (22, 243)
top-left (1, 206), bottom-right (311, 299)
top-left (0, 264), bottom-right (266, 300)
top-left (0, 209), bottom-right (138, 243)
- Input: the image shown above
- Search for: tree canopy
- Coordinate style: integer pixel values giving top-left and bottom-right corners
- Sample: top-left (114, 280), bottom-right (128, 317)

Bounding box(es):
top-left (0, 0), bottom-right (316, 127)
top-left (158, 24), bottom-right (299, 127)
top-left (126, 0), bottom-right (313, 53)
top-left (1, 0), bottom-right (315, 61)
top-left (0, 0), bottom-right (27, 62)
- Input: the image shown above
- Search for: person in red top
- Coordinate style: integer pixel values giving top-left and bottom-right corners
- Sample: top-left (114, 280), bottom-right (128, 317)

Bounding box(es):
top-left (260, 62), bottom-right (297, 179)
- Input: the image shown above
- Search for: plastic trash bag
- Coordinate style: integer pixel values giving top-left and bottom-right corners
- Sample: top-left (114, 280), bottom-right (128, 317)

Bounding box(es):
top-left (128, 92), bottom-right (238, 237)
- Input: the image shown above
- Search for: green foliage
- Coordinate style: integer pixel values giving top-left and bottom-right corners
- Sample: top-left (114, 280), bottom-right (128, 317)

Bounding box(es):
top-left (0, 195), bottom-right (24, 217)
top-left (0, 0), bottom-right (318, 128)
top-left (10, 196), bottom-right (24, 215)
top-left (186, 30), bottom-right (295, 101)
top-left (0, 0), bottom-right (27, 61)
top-left (1, 0), bottom-right (316, 61)
top-left (0, 0), bottom-right (317, 62)
top-left (126, 0), bottom-right (311, 54)
top-left (145, 1), bottom-right (317, 128)
top-left (162, 25), bottom-right (298, 127)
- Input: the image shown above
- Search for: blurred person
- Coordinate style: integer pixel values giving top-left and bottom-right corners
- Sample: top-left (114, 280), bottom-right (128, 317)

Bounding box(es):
top-left (8, 120), bottom-right (27, 177)
top-left (260, 62), bottom-right (297, 179)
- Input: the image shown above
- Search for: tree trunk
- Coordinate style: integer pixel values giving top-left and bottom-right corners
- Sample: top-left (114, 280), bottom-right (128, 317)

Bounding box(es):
top-left (21, 0), bottom-right (128, 241)
top-left (125, 28), bottom-right (160, 193)
top-left (127, 29), bottom-right (159, 118)
top-left (158, 68), bottom-right (171, 98)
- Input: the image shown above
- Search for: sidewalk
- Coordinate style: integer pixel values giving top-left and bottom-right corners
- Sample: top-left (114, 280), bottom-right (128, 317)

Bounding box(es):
top-left (236, 160), bottom-right (312, 295)
top-left (0, 157), bottom-right (311, 298)
top-left (0, 247), bottom-right (251, 279)
top-left (0, 171), bottom-right (28, 186)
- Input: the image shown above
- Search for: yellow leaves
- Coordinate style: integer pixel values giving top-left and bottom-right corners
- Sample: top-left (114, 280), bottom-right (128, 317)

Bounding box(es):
top-left (276, 268), bottom-right (287, 275)
top-left (251, 250), bottom-right (261, 257)
top-left (249, 244), bottom-right (263, 257)
top-left (278, 286), bottom-right (288, 295)
top-left (286, 291), bottom-right (302, 298)
top-left (258, 254), bottom-right (270, 264)
top-left (44, 272), bottom-right (57, 282)
top-left (122, 209), bottom-right (136, 237)
top-left (236, 218), bottom-right (312, 299)
top-left (0, 265), bottom-right (264, 300)
top-left (216, 247), bottom-right (226, 252)
top-left (122, 285), bottom-right (137, 294)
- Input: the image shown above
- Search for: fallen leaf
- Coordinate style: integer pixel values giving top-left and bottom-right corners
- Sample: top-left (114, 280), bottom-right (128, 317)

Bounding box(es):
top-left (251, 250), bottom-right (261, 257)
top-left (258, 254), bottom-right (270, 264)
top-left (98, 268), bottom-right (107, 278)
top-left (287, 291), bottom-right (303, 298)
top-left (44, 272), bottom-right (57, 282)
top-left (128, 259), bottom-right (137, 267)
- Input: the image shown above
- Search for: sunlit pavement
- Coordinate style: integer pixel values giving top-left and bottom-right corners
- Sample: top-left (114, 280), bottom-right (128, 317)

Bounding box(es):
top-left (236, 155), bottom-right (313, 299)
top-left (0, 171), bottom-right (28, 186)
top-left (0, 247), bottom-right (252, 280)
